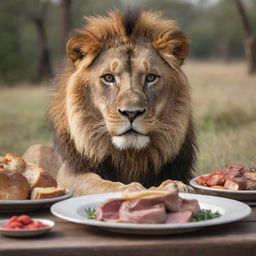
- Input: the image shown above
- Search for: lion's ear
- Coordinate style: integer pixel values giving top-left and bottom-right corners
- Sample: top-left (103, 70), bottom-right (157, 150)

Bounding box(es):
top-left (170, 31), bottom-right (189, 65)
top-left (66, 35), bottom-right (86, 64)
top-left (66, 33), bottom-right (101, 67)
top-left (153, 30), bottom-right (189, 66)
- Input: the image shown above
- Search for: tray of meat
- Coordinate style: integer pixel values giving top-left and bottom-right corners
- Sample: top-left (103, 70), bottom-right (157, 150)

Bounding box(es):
top-left (51, 190), bottom-right (250, 235)
top-left (190, 165), bottom-right (256, 202)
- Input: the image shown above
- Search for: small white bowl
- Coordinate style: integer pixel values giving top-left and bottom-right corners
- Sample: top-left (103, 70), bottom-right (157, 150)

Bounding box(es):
top-left (0, 218), bottom-right (55, 237)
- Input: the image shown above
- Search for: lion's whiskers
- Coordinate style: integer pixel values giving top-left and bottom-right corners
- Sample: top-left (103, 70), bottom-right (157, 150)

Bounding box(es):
top-left (92, 120), bottom-right (108, 134)
top-left (154, 120), bottom-right (173, 133)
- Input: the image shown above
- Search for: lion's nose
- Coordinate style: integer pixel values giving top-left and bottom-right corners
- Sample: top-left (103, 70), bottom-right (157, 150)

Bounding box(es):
top-left (118, 108), bottom-right (146, 122)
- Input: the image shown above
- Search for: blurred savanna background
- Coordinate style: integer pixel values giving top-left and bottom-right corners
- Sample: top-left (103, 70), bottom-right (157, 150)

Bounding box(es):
top-left (0, 0), bottom-right (256, 175)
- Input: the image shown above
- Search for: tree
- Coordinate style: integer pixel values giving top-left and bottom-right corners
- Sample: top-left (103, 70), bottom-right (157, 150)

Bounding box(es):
top-left (26, 1), bottom-right (53, 82)
top-left (234, 0), bottom-right (256, 74)
top-left (60, 0), bottom-right (72, 53)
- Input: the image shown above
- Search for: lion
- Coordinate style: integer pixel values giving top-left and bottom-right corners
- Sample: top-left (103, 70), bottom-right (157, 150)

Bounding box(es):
top-left (23, 10), bottom-right (196, 196)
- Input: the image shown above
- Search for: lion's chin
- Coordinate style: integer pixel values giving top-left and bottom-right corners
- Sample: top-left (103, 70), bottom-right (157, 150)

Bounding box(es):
top-left (112, 134), bottom-right (150, 150)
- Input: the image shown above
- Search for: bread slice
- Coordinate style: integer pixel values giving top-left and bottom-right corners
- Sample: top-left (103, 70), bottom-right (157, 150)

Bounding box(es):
top-left (31, 187), bottom-right (65, 199)
top-left (22, 163), bottom-right (57, 189)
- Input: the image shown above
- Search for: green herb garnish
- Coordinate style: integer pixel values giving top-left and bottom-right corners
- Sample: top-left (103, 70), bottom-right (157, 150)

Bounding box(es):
top-left (192, 209), bottom-right (221, 222)
top-left (85, 208), bottom-right (96, 219)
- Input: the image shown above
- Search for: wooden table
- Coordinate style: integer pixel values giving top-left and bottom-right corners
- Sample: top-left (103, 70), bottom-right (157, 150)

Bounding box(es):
top-left (1, 206), bottom-right (256, 256)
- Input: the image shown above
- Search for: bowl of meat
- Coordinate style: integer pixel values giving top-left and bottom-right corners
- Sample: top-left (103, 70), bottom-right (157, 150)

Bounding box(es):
top-left (51, 190), bottom-right (250, 235)
top-left (190, 165), bottom-right (256, 203)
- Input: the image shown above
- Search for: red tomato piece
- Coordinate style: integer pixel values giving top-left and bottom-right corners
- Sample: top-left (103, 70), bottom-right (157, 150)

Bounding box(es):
top-left (8, 216), bottom-right (18, 223)
top-left (17, 215), bottom-right (33, 225)
top-left (32, 222), bottom-right (48, 228)
top-left (25, 223), bottom-right (37, 229)
top-left (3, 221), bottom-right (24, 229)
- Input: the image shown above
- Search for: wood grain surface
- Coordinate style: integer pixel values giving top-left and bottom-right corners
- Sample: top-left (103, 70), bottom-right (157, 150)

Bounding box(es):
top-left (1, 207), bottom-right (255, 256)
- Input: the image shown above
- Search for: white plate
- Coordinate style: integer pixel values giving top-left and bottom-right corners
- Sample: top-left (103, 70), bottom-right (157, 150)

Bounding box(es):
top-left (51, 192), bottom-right (251, 235)
top-left (190, 176), bottom-right (256, 202)
top-left (0, 218), bottom-right (55, 237)
top-left (0, 189), bottom-right (73, 213)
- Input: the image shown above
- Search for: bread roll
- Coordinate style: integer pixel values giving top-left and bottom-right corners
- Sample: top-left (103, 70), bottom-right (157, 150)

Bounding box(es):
top-left (0, 168), bottom-right (30, 200)
top-left (31, 187), bottom-right (65, 199)
top-left (0, 153), bottom-right (26, 172)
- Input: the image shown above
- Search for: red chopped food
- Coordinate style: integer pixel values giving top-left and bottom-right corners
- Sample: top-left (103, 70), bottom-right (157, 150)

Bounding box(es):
top-left (8, 216), bottom-right (19, 223)
top-left (26, 221), bottom-right (48, 229)
top-left (196, 175), bottom-right (208, 186)
top-left (95, 191), bottom-right (201, 224)
top-left (17, 215), bottom-right (33, 225)
top-left (196, 165), bottom-right (256, 190)
top-left (206, 172), bottom-right (226, 187)
top-left (2, 215), bottom-right (49, 230)
top-left (5, 221), bottom-right (24, 229)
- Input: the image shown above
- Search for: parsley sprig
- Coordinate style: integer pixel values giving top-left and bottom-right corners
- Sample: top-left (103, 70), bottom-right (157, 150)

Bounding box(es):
top-left (85, 208), bottom-right (96, 219)
top-left (192, 209), bottom-right (221, 222)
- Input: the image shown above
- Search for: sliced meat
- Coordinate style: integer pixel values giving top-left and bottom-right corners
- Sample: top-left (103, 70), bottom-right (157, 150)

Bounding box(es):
top-left (228, 165), bottom-right (245, 172)
top-left (158, 191), bottom-right (183, 212)
top-left (244, 167), bottom-right (256, 190)
top-left (245, 179), bottom-right (256, 190)
top-left (119, 201), bottom-right (167, 224)
top-left (180, 198), bottom-right (201, 215)
top-left (244, 171), bottom-right (256, 181)
top-left (95, 199), bottom-right (124, 222)
top-left (95, 191), bottom-right (201, 224)
top-left (222, 166), bottom-right (246, 190)
top-left (166, 211), bottom-right (193, 224)
top-left (224, 174), bottom-right (247, 190)
top-left (197, 165), bottom-right (246, 189)
top-left (196, 176), bottom-right (208, 186)
top-left (223, 167), bottom-right (244, 179)
top-left (206, 172), bottom-right (226, 187)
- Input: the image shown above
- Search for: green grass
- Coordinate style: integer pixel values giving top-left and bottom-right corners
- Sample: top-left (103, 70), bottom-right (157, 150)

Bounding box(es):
top-left (1, 61), bottom-right (256, 175)
top-left (184, 61), bottom-right (256, 174)
top-left (0, 85), bottom-right (52, 155)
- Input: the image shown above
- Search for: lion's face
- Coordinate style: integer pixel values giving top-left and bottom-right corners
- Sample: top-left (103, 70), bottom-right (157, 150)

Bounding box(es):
top-left (83, 44), bottom-right (177, 150)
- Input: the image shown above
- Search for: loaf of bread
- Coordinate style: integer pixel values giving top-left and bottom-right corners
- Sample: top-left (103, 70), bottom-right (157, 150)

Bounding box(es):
top-left (31, 187), bottom-right (65, 199)
top-left (0, 167), bottom-right (30, 200)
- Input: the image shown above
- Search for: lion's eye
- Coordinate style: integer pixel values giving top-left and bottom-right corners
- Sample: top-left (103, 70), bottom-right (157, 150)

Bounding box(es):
top-left (101, 74), bottom-right (115, 83)
top-left (145, 74), bottom-right (159, 84)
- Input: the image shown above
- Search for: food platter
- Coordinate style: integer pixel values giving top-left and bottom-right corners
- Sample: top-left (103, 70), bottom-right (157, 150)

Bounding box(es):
top-left (190, 176), bottom-right (256, 203)
top-left (0, 189), bottom-right (73, 213)
top-left (51, 192), bottom-right (250, 235)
